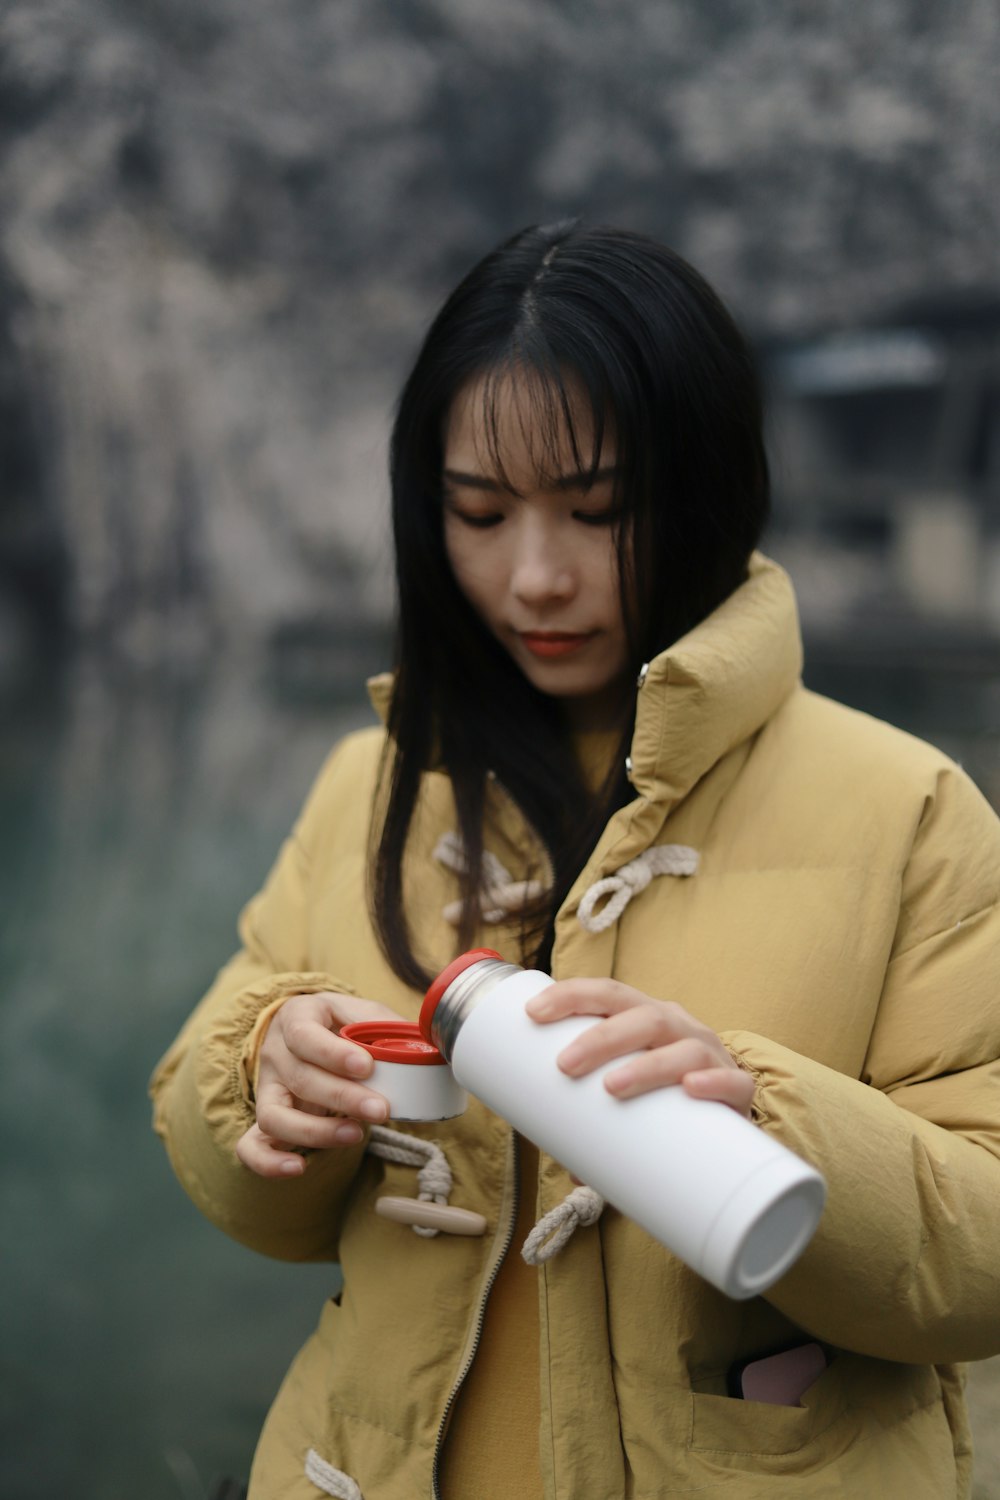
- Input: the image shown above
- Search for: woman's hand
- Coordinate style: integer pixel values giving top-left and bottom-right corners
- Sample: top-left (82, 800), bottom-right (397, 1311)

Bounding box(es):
top-left (236, 990), bottom-right (402, 1179)
top-left (524, 979), bottom-right (754, 1115)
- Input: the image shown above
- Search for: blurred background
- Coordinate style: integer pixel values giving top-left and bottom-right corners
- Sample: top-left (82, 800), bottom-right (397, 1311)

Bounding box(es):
top-left (2, 2), bottom-right (999, 1496)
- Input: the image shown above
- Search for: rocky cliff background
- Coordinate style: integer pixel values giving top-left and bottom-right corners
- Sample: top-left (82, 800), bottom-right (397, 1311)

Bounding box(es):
top-left (2, 0), bottom-right (999, 674)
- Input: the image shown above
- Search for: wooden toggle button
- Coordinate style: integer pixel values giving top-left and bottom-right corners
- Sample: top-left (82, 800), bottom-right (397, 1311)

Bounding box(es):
top-left (375, 1195), bottom-right (487, 1236)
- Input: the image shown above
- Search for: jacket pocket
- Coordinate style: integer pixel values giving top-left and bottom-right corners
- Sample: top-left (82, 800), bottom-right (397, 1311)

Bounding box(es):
top-left (688, 1355), bottom-right (943, 1478)
top-left (688, 1353), bottom-right (851, 1467)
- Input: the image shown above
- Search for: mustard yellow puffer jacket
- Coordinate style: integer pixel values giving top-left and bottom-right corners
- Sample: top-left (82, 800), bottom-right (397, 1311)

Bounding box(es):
top-left (151, 556), bottom-right (1000, 1499)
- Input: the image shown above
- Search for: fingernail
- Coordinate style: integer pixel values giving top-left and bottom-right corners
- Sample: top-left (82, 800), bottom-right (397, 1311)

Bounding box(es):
top-left (558, 1047), bottom-right (582, 1074)
top-left (344, 1049), bottom-right (370, 1077)
top-left (361, 1098), bottom-right (387, 1122)
top-left (605, 1067), bottom-right (634, 1094)
top-left (280, 1158), bottom-right (304, 1175)
top-left (527, 998), bottom-right (552, 1019)
top-left (684, 1071), bottom-right (709, 1089)
top-left (334, 1121), bottom-right (363, 1144)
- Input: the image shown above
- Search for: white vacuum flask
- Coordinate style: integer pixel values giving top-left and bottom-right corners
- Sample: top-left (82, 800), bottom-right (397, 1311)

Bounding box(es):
top-left (420, 950), bottom-right (826, 1300)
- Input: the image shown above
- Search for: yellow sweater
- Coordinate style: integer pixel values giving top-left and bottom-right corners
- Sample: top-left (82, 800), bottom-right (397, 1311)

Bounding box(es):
top-left (440, 730), bottom-right (618, 1498)
top-left (438, 1137), bottom-right (543, 1497)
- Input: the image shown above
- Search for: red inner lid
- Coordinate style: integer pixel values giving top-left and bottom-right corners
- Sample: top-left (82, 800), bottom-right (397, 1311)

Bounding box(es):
top-left (419, 948), bottom-right (502, 1043)
top-left (340, 1021), bottom-right (446, 1065)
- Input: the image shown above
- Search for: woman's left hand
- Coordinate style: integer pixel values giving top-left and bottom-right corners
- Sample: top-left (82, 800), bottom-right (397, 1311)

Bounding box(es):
top-left (524, 979), bottom-right (755, 1116)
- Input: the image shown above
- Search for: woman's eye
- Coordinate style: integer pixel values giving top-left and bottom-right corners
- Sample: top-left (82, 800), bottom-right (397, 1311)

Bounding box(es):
top-left (449, 508), bottom-right (503, 529)
top-left (573, 507), bottom-right (622, 527)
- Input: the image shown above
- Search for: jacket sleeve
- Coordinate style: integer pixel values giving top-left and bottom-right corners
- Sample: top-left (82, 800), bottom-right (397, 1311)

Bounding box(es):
top-left (149, 740), bottom-right (370, 1263)
top-left (723, 762), bottom-right (1000, 1364)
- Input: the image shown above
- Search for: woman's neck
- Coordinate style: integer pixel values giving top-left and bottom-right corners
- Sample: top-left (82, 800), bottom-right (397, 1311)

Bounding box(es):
top-left (559, 675), bottom-right (632, 734)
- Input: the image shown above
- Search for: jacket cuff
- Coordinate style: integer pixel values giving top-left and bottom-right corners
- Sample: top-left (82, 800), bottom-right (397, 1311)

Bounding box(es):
top-left (236, 973), bottom-right (358, 1108)
top-left (721, 1035), bottom-right (767, 1126)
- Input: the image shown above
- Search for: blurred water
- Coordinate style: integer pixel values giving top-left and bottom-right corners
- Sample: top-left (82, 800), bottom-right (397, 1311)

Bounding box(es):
top-left (0, 658), bottom-right (374, 1500)
top-left (1, 643), bottom-right (999, 1499)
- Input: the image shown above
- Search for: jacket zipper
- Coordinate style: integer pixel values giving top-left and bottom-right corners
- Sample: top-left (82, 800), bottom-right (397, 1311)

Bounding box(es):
top-left (430, 1129), bottom-right (520, 1499)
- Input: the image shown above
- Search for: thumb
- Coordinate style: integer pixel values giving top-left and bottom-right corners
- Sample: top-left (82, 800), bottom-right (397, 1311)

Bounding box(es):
top-left (315, 990), bottom-right (408, 1029)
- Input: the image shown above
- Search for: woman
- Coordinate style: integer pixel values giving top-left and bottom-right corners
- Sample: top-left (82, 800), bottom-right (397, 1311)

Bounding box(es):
top-left (151, 222), bottom-right (1000, 1499)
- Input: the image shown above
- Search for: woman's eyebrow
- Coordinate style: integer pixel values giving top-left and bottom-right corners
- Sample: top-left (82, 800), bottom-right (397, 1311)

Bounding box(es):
top-left (442, 468), bottom-right (506, 492)
top-left (442, 465), bottom-right (621, 492)
top-left (552, 465), bottom-right (621, 491)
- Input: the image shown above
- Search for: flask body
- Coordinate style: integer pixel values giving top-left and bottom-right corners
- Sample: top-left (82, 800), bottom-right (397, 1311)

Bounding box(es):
top-left (423, 957), bottom-right (826, 1300)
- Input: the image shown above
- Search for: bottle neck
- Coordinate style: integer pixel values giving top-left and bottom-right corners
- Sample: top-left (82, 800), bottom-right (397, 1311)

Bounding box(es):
top-left (429, 958), bottom-right (522, 1061)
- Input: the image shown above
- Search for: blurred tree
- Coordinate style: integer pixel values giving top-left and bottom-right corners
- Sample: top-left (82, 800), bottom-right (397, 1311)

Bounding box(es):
top-left (0, 0), bottom-right (997, 654)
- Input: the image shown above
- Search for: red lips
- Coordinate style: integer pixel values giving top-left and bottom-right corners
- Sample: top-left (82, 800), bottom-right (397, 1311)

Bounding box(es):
top-left (519, 632), bottom-right (594, 658)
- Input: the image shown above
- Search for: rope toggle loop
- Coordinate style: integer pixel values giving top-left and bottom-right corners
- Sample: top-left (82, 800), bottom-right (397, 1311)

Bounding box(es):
top-left (577, 845), bottom-right (699, 934)
top-left (520, 1185), bottom-right (605, 1265)
top-left (304, 1448), bottom-right (364, 1499)
top-left (366, 1125), bottom-right (453, 1239)
top-left (433, 831), bottom-right (547, 926)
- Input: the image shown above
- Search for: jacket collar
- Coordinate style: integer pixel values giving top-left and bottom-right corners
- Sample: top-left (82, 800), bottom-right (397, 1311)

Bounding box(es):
top-left (367, 553), bottom-right (802, 807)
top-left (628, 552), bottom-right (802, 806)
top-left (367, 670), bottom-right (395, 727)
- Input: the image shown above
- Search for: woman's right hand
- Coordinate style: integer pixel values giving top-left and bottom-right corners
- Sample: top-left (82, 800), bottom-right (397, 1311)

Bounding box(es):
top-left (235, 990), bottom-right (402, 1179)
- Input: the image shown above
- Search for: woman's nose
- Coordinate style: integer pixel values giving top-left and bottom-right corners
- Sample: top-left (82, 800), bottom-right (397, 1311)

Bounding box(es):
top-left (510, 523), bottom-right (575, 605)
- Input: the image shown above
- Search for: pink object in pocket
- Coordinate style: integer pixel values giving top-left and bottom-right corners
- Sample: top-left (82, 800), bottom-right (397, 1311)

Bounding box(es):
top-left (737, 1342), bottom-right (828, 1406)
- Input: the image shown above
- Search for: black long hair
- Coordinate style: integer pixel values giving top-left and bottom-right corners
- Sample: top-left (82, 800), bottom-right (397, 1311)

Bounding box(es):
top-left (371, 221), bottom-right (770, 988)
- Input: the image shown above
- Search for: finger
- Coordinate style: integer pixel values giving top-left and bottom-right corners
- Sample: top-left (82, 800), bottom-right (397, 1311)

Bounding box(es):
top-left (601, 1036), bottom-right (727, 1096)
top-left (320, 992), bottom-right (403, 1027)
top-left (277, 1014), bottom-right (376, 1081)
top-left (255, 1089), bottom-right (385, 1148)
top-left (556, 1003), bottom-right (709, 1077)
top-left (264, 1051), bottom-right (389, 1119)
top-left (683, 1066), bottom-right (756, 1117)
top-left (236, 1124), bottom-right (310, 1179)
top-left (525, 978), bottom-right (650, 1023)
top-left (272, 992), bottom-right (405, 1075)
top-left (236, 1119), bottom-right (363, 1179)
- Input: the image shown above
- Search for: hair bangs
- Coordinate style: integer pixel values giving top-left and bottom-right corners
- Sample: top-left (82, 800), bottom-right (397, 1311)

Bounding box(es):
top-left (460, 336), bottom-right (613, 499)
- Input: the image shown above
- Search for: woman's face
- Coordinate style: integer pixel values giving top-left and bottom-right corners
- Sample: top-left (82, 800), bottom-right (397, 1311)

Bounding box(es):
top-left (442, 372), bottom-right (632, 728)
